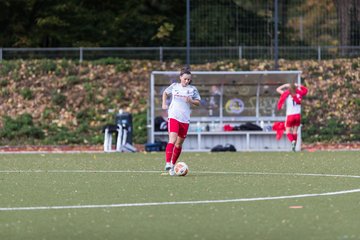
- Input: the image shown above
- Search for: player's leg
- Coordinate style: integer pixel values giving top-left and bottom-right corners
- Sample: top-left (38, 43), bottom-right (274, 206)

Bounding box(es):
top-left (286, 127), bottom-right (293, 142)
top-left (168, 122), bottom-right (189, 176)
top-left (171, 121), bottom-right (189, 165)
top-left (286, 115), bottom-right (297, 151)
top-left (285, 115), bottom-right (294, 143)
top-left (292, 126), bottom-right (299, 142)
top-left (290, 114), bottom-right (301, 151)
top-left (290, 126), bottom-right (297, 151)
top-left (292, 114), bottom-right (301, 143)
top-left (165, 119), bottom-right (179, 171)
top-left (172, 137), bottom-right (185, 165)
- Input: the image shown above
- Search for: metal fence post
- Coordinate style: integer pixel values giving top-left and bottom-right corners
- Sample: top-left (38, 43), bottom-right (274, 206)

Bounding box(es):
top-left (238, 46), bottom-right (242, 60)
top-left (159, 46), bottom-right (163, 63)
top-left (274, 0), bottom-right (279, 70)
top-left (317, 46), bottom-right (321, 61)
top-left (186, 0), bottom-right (190, 65)
top-left (79, 47), bottom-right (83, 63)
top-left (0, 48), bottom-right (2, 62)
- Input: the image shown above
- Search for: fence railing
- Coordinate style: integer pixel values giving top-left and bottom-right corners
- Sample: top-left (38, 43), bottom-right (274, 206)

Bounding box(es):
top-left (1, 46), bottom-right (360, 64)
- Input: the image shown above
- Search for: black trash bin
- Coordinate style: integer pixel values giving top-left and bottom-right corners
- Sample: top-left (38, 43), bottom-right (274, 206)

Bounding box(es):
top-left (115, 112), bottom-right (133, 145)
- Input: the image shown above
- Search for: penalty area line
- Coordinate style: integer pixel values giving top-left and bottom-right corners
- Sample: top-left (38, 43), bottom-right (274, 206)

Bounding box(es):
top-left (1, 188), bottom-right (360, 212)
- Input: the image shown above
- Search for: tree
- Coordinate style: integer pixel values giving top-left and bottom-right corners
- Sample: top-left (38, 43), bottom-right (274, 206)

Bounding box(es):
top-left (0, 0), bottom-right (186, 47)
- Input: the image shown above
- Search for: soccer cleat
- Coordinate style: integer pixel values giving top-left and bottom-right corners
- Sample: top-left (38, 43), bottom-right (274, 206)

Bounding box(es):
top-left (164, 162), bottom-right (171, 171)
top-left (169, 165), bottom-right (175, 176)
top-left (291, 141), bottom-right (296, 152)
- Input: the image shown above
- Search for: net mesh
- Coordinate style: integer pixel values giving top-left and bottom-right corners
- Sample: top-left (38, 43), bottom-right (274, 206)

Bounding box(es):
top-left (190, 0), bottom-right (341, 47)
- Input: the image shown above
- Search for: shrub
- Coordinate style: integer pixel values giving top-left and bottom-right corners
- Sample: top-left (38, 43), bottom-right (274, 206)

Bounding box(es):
top-left (115, 62), bottom-right (132, 72)
top-left (132, 111), bottom-right (147, 144)
top-left (0, 88), bottom-right (10, 97)
top-left (0, 79), bottom-right (9, 87)
top-left (351, 124), bottom-right (360, 141)
top-left (0, 61), bottom-right (19, 76)
top-left (0, 114), bottom-right (44, 140)
top-left (351, 62), bottom-right (359, 70)
top-left (51, 91), bottom-right (67, 107)
top-left (354, 98), bottom-right (360, 107)
top-left (80, 68), bottom-right (90, 75)
top-left (66, 76), bottom-right (81, 86)
top-left (60, 59), bottom-right (70, 69)
top-left (75, 122), bottom-right (91, 134)
top-left (42, 107), bottom-right (54, 119)
top-left (90, 134), bottom-right (104, 144)
top-left (40, 60), bottom-right (57, 73)
top-left (76, 108), bottom-right (97, 124)
top-left (43, 125), bottom-right (83, 144)
top-left (20, 88), bottom-right (33, 100)
top-left (91, 58), bottom-right (132, 72)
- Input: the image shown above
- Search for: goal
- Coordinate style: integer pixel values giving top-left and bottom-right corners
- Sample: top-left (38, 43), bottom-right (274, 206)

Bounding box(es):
top-left (148, 71), bottom-right (302, 151)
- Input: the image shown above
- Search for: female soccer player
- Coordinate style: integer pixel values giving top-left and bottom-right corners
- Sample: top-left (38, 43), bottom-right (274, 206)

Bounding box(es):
top-left (162, 67), bottom-right (201, 175)
top-left (276, 83), bottom-right (308, 151)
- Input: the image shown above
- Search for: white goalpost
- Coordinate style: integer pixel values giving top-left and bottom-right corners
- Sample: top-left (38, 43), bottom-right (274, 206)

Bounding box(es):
top-left (149, 71), bottom-right (302, 151)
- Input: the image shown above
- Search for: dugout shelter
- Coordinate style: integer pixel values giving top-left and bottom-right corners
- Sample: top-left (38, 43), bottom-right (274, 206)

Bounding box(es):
top-left (148, 71), bottom-right (302, 151)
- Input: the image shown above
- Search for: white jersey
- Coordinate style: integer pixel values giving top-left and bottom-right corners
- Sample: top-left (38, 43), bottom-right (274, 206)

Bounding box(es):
top-left (165, 83), bottom-right (201, 123)
top-left (285, 95), bottom-right (301, 115)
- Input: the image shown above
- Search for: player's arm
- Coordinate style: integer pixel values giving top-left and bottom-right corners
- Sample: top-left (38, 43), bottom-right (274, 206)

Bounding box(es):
top-left (298, 85), bottom-right (308, 96)
top-left (187, 88), bottom-right (201, 107)
top-left (162, 84), bottom-right (174, 110)
top-left (186, 97), bottom-right (200, 107)
top-left (162, 91), bottom-right (169, 110)
top-left (276, 83), bottom-right (290, 94)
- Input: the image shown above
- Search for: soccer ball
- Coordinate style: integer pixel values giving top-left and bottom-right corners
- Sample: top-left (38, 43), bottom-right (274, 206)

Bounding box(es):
top-left (174, 162), bottom-right (189, 176)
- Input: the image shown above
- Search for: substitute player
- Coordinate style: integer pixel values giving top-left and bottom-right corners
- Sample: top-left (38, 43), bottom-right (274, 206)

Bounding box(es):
top-left (276, 83), bottom-right (308, 151)
top-left (162, 67), bottom-right (201, 175)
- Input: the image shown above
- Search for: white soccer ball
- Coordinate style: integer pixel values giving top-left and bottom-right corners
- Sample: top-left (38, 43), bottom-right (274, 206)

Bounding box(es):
top-left (174, 162), bottom-right (189, 176)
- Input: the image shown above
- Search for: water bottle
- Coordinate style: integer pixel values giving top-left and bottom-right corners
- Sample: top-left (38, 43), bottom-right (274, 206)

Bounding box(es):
top-left (196, 122), bottom-right (202, 132)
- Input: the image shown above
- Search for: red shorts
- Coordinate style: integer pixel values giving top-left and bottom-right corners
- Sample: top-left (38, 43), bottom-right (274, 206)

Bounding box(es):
top-left (168, 118), bottom-right (189, 139)
top-left (286, 114), bottom-right (301, 128)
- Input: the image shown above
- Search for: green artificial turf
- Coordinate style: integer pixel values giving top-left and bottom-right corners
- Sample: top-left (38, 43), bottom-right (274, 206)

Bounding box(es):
top-left (0, 151), bottom-right (359, 240)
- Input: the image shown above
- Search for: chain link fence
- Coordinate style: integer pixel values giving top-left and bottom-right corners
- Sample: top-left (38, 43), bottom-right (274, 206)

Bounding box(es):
top-left (1, 46), bottom-right (360, 64)
top-left (1, 1), bottom-right (359, 64)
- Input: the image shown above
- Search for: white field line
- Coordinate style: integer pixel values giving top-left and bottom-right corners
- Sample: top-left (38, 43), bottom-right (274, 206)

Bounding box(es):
top-left (199, 171), bottom-right (360, 179)
top-left (0, 170), bottom-right (159, 174)
top-left (1, 170), bottom-right (360, 179)
top-left (0, 170), bottom-right (359, 212)
top-left (1, 188), bottom-right (360, 212)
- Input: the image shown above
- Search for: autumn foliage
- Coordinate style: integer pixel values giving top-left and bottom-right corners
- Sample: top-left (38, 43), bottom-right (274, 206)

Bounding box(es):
top-left (0, 58), bottom-right (359, 145)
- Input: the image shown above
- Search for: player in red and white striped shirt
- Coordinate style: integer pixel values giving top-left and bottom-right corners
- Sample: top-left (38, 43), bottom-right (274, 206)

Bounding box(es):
top-left (162, 67), bottom-right (201, 175)
top-left (277, 83), bottom-right (308, 151)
